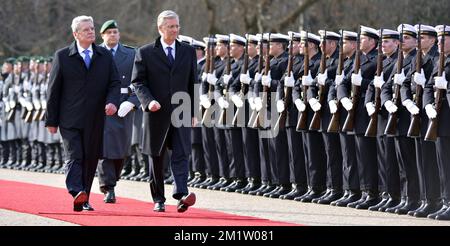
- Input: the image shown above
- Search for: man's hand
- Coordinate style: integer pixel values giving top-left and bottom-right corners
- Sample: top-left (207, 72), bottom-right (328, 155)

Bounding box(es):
top-left (192, 117), bottom-right (199, 127)
top-left (105, 103), bottom-right (117, 116)
top-left (47, 126), bottom-right (58, 134)
top-left (148, 100), bottom-right (161, 112)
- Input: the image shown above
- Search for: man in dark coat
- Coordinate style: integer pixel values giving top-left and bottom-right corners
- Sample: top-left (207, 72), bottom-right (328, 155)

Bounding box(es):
top-left (132, 10), bottom-right (197, 213)
top-left (97, 20), bottom-right (138, 204)
top-left (45, 15), bottom-right (120, 212)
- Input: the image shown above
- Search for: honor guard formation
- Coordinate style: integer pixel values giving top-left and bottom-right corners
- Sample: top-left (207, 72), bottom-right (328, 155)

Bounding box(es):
top-left (1, 22), bottom-right (450, 220)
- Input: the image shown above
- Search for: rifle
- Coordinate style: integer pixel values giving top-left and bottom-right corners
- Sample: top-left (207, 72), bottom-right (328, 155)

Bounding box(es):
top-left (217, 35), bottom-right (232, 127)
top-left (32, 70), bottom-right (47, 122)
top-left (407, 24), bottom-right (423, 138)
top-left (365, 29), bottom-right (384, 137)
top-left (21, 68), bottom-right (29, 120)
top-left (425, 25), bottom-right (446, 141)
top-left (253, 33), bottom-right (271, 129)
top-left (248, 34), bottom-right (265, 127)
top-left (232, 34), bottom-right (249, 127)
top-left (328, 31), bottom-right (344, 133)
top-left (296, 31), bottom-right (310, 131)
top-left (385, 25), bottom-right (404, 136)
top-left (201, 36), bottom-right (216, 125)
top-left (309, 31), bottom-right (327, 131)
top-left (6, 73), bottom-right (18, 122)
top-left (274, 32), bottom-right (294, 132)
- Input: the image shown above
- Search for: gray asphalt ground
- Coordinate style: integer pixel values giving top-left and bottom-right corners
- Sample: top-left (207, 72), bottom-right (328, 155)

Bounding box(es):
top-left (1, 168), bottom-right (450, 226)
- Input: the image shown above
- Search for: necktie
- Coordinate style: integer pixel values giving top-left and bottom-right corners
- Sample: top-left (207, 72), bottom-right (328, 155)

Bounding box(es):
top-left (83, 49), bottom-right (91, 68)
top-left (167, 47), bottom-right (174, 66)
top-left (110, 48), bottom-right (115, 57)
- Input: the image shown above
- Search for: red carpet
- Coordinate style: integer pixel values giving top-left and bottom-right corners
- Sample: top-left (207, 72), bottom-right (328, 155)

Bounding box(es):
top-left (0, 180), bottom-right (298, 226)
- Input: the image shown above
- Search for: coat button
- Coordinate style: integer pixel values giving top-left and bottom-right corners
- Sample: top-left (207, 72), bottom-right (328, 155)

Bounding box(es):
top-left (122, 76), bottom-right (126, 79)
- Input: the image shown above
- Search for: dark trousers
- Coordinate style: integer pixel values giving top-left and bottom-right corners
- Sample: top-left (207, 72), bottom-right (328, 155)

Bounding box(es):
top-left (340, 133), bottom-right (359, 191)
top-left (258, 132), bottom-right (271, 183)
top-left (60, 127), bottom-right (99, 199)
top-left (242, 127), bottom-right (261, 179)
top-left (149, 126), bottom-right (189, 203)
top-left (355, 135), bottom-right (377, 191)
top-left (416, 138), bottom-right (440, 201)
top-left (201, 127), bottom-right (219, 177)
top-left (269, 128), bottom-right (289, 185)
top-left (213, 128), bottom-right (229, 178)
top-left (376, 135), bottom-right (399, 195)
top-left (286, 127), bottom-right (307, 187)
top-left (395, 136), bottom-right (419, 200)
top-left (97, 159), bottom-right (124, 191)
top-left (436, 137), bottom-right (450, 200)
top-left (323, 132), bottom-right (343, 190)
top-left (225, 128), bottom-right (245, 179)
top-left (191, 143), bottom-right (205, 174)
top-left (304, 131), bottom-right (327, 191)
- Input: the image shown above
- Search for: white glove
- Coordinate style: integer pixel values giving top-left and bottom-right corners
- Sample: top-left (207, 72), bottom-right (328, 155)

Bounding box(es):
top-left (261, 71), bottom-right (272, 87)
top-left (5, 104), bottom-right (10, 112)
top-left (284, 72), bottom-right (295, 87)
top-left (199, 94), bottom-right (211, 109)
top-left (254, 72), bottom-right (262, 83)
top-left (240, 71), bottom-right (252, 85)
top-left (294, 99), bottom-right (306, 112)
top-left (207, 72), bottom-right (218, 85)
top-left (366, 102), bottom-right (376, 116)
top-left (218, 97), bottom-right (229, 109)
top-left (248, 97), bottom-right (256, 110)
top-left (231, 94), bottom-right (243, 108)
top-left (223, 74), bottom-right (232, 85)
top-left (335, 72), bottom-right (345, 86)
top-left (18, 98), bottom-right (26, 107)
top-left (309, 98), bottom-right (321, 112)
top-left (434, 72), bottom-right (448, 89)
top-left (413, 69), bottom-right (426, 87)
top-left (393, 70), bottom-right (406, 85)
top-left (384, 100), bottom-right (398, 114)
top-left (9, 101), bottom-right (16, 109)
top-left (374, 73), bottom-right (385, 88)
top-left (201, 72), bottom-right (207, 82)
top-left (33, 100), bottom-right (41, 110)
top-left (341, 97), bottom-right (353, 111)
top-left (118, 101), bottom-right (135, 117)
top-left (41, 100), bottom-right (47, 109)
top-left (276, 100), bottom-right (285, 113)
top-left (425, 104), bottom-right (437, 119)
top-left (328, 100), bottom-right (338, 114)
top-left (25, 101), bottom-right (33, 111)
top-left (302, 71), bottom-right (314, 86)
top-left (402, 99), bottom-right (419, 115)
top-left (254, 97), bottom-right (263, 111)
top-left (317, 70), bottom-right (328, 86)
top-left (351, 70), bottom-right (362, 86)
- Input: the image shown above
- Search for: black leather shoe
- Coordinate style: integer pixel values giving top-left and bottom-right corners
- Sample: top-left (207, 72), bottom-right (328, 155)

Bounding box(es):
top-left (280, 187), bottom-right (308, 200)
top-left (82, 202), bottom-right (94, 211)
top-left (268, 185), bottom-right (291, 198)
top-left (330, 191), bottom-right (349, 206)
top-left (395, 200), bottom-right (421, 215)
top-left (435, 207), bottom-right (450, 220)
top-left (220, 180), bottom-right (238, 192)
top-left (294, 190), bottom-right (312, 201)
top-left (414, 201), bottom-right (442, 218)
top-left (300, 189), bottom-right (325, 203)
top-left (385, 198), bottom-right (407, 213)
top-left (355, 193), bottom-right (381, 210)
top-left (225, 180), bottom-right (247, 192)
top-left (347, 193), bottom-right (368, 208)
top-left (312, 189), bottom-right (331, 203)
top-left (378, 197), bottom-right (400, 212)
top-left (368, 197), bottom-right (389, 211)
top-left (263, 185), bottom-right (281, 198)
top-left (427, 202), bottom-right (449, 219)
top-left (177, 192), bottom-right (196, 213)
top-left (317, 190), bottom-right (344, 205)
top-left (153, 202), bottom-right (165, 212)
top-left (258, 185), bottom-right (276, 196)
top-left (73, 191), bottom-right (88, 212)
top-left (104, 190), bottom-right (116, 203)
top-left (248, 183), bottom-right (268, 196)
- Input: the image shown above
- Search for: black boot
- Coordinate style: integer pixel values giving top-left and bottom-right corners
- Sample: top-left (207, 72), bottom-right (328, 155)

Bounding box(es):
top-left (414, 200), bottom-right (443, 218)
